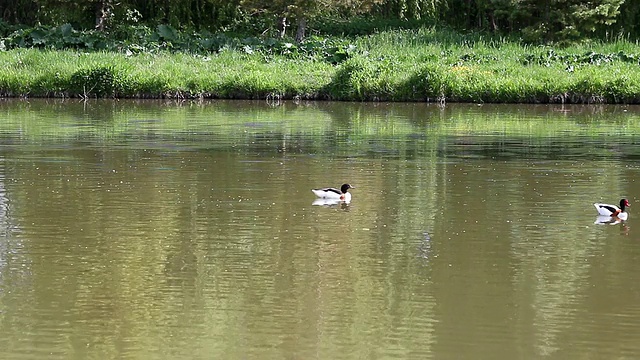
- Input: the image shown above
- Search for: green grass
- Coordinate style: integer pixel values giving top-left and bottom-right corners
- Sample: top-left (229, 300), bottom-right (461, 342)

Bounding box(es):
top-left (1, 27), bottom-right (640, 103)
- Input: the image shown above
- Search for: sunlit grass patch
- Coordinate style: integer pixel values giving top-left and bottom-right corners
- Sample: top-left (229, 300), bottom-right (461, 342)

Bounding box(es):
top-left (1, 29), bottom-right (640, 103)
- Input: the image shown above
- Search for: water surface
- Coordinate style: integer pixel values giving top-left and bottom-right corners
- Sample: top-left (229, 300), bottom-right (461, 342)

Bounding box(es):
top-left (0, 100), bottom-right (640, 359)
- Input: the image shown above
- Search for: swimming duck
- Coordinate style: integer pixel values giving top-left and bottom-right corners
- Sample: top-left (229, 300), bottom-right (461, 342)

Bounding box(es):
top-left (594, 198), bottom-right (630, 219)
top-left (312, 184), bottom-right (354, 202)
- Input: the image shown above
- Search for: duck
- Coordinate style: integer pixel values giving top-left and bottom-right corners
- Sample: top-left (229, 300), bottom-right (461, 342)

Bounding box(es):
top-left (312, 184), bottom-right (354, 202)
top-left (594, 198), bottom-right (630, 220)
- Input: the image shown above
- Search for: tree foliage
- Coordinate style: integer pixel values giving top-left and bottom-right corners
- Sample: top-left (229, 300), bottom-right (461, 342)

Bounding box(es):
top-left (239, 0), bottom-right (384, 39)
top-left (0, 0), bottom-right (638, 42)
top-left (514, 0), bottom-right (625, 42)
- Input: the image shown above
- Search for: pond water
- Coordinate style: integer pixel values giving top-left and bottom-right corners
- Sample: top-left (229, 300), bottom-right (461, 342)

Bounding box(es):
top-left (0, 99), bottom-right (640, 359)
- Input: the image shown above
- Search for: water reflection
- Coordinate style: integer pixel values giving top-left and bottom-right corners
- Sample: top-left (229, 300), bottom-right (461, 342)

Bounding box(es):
top-left (0, 100), bottom-right (639, 359)
top-left (312, 198), bottom-right (351, 207)
top-left (594, 215), bottom-right (625, 225)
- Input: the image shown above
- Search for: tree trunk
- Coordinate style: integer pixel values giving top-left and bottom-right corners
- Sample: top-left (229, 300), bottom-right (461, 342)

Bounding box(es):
top-left (295, 17), bottom-right (307, 42)
top-left (277, 16), bottom-right (288, 38)
top-left (95, 0), bottom-right (111, 31)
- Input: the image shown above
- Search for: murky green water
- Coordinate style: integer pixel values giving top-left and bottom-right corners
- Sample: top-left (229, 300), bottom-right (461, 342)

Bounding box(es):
top-left (1, 100), bottom-right (640, 359)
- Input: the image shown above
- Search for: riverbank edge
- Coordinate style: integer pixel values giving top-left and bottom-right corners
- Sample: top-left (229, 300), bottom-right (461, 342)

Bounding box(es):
top-left (1, 49), bottom-right (640, 104)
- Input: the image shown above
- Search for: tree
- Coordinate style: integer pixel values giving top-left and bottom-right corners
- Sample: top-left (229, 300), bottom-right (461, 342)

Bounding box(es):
top-left (240, 0), bottom-right (383, 41)
top-left (615, 0), bottom-right (640, 38)
top-left (95, 0), bottom-right (114, 31)
top-left (509, 0), bottom-right (625, 42)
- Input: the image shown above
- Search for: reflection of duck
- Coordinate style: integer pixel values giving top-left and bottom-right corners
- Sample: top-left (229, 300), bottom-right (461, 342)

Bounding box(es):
top-left (312, 198), bottom-right (346, 206)
top-left (312, 184), bottom-right (354, 202)
top-left (312, 198), bottom-right (351, 211)
top-left (594, 199), bottom-right (629, 220)
top-left (594, 215), bottom-right (624, 225)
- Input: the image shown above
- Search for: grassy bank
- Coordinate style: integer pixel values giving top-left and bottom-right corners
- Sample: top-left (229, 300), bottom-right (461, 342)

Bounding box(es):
top-left (1, 28), bottom-right (640, 103)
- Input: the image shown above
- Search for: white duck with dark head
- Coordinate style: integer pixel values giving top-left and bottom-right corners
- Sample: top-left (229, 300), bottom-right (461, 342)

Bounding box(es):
top-left (594, 198), bottom-right (630, 220)
top-left (312, 183), bottom-right (354, 202)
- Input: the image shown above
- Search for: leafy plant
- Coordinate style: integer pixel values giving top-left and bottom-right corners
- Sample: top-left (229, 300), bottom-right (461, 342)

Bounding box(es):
top-left (521, 49), bottom-right (640, 66)
top-left (69, 66), bottom-right (122, 98)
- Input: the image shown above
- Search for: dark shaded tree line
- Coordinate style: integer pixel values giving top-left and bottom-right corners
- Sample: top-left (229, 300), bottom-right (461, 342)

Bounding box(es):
top-left (0, 0), bottom-right (638, 42)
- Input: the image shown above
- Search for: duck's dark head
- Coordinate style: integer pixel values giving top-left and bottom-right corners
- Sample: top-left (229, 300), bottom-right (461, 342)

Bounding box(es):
top-left (620, 198), bottom-right (630, 210)
top-left (340, 184), bottom-right (354, 194)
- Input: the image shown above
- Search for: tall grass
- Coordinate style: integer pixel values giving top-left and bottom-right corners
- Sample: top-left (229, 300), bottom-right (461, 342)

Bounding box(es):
top-left (1, 28), bottom-right (640, 103)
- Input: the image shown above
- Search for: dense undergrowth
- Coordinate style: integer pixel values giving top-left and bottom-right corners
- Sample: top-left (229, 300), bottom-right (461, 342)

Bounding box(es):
top-left (1, 24), bottom-right (640, 103)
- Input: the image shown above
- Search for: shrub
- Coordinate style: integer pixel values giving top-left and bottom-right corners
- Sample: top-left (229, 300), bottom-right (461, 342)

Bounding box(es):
top-left (69, 66), bottom-right (122, 98)
top-left (405, 64), bottom-right (453, 102)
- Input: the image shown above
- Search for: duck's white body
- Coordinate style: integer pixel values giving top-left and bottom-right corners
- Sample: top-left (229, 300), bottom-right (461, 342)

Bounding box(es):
top-left (312, 184), bottom-right (354, 202)
top-left (616, 211), bottom-right (629, 221)
top-left (311, 189), bottom-right (351, 202)
top-left (594, 199), bottom-right (629, 219)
